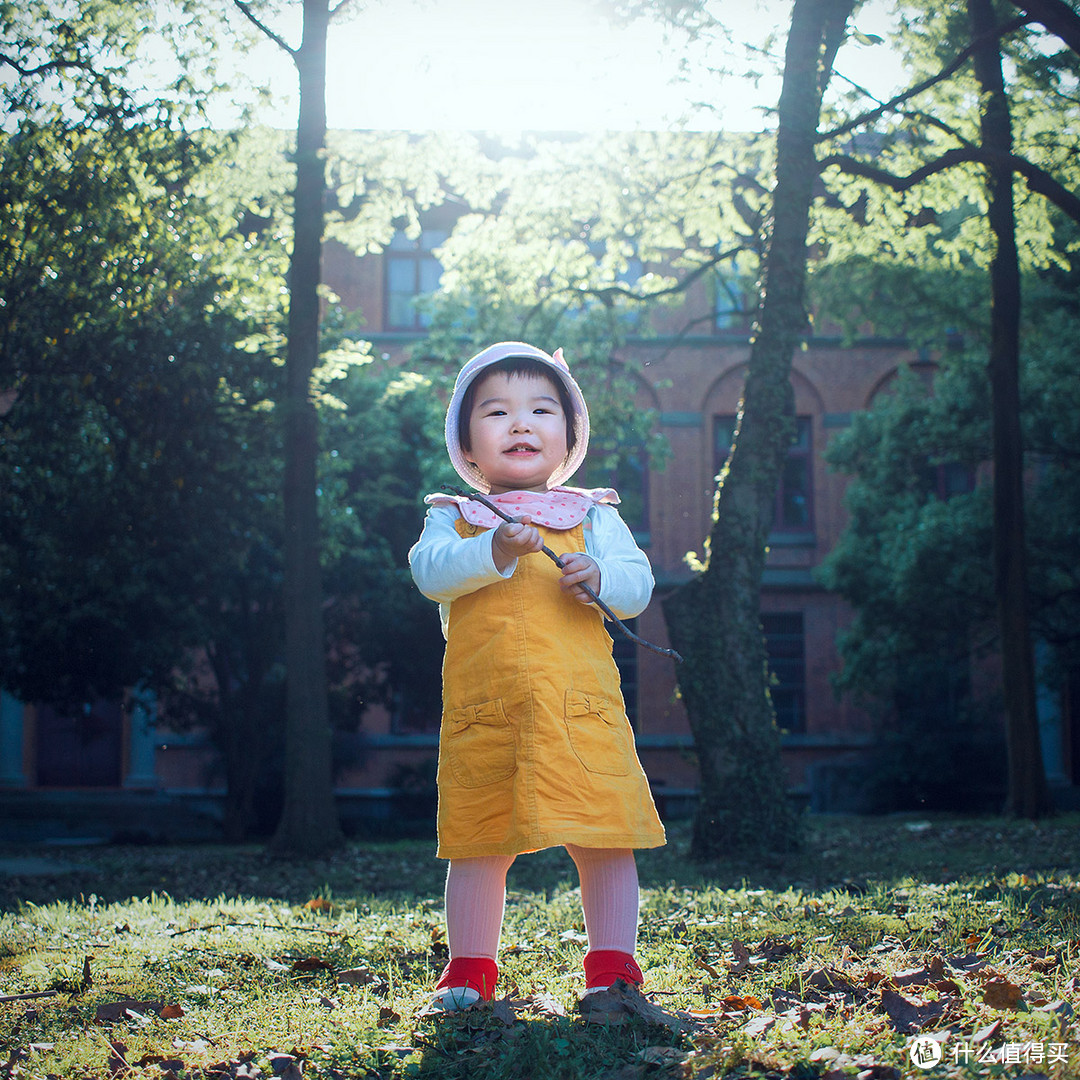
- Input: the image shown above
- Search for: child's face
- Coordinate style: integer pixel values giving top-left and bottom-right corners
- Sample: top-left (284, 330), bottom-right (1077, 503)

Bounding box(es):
top-left (464, 370), bottom-right (570, 494)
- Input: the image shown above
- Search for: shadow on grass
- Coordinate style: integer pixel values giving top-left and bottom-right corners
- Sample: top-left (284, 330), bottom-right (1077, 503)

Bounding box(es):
top-left (407, 999), bottom-right (687, 1080)
top-left (1, 813), bottom-right (1079, 914)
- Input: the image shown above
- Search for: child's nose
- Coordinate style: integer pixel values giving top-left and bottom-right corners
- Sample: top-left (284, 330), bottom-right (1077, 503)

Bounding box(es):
top-left (510, 412), bottom-right (532, 431)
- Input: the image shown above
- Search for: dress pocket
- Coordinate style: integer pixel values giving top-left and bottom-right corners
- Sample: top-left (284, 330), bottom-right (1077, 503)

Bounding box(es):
top-left (444, 699), bottom-right (517, 788)
top-left (564, 690), bottom-right (632, 776)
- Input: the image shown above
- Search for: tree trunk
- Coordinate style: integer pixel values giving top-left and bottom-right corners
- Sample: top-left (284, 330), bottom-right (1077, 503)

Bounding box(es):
top-left (968, 0), bottom-right (1052, 817)
top-left (662, 0), bottom-right (854, 859)
top-left (270, 0), bottom-right (344, 854)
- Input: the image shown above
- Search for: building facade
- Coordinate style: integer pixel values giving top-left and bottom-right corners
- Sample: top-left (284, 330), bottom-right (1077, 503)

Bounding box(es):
top-left (3, 174), bottom-right (1077, 841)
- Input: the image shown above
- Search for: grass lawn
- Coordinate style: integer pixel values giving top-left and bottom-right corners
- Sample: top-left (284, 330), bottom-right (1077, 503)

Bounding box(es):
top-left (1, 813), bottom-right (1078, 1079)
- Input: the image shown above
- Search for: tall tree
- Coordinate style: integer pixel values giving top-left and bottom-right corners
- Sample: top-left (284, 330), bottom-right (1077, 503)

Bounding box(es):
top-left (231, 0), bottom-right (358, 854)
top-left (968, 0), bottom-right (1049, 815)
top-left (814, 0), bottom-right (1080, 816)
top-left (661, 0), bottom-right (856, 859)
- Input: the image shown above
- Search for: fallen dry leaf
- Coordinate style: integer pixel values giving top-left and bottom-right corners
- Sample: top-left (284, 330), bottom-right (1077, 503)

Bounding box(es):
top-left (518, 992), bottom-right (568, 1019)
top-left (720, 993), bottom-right (763, 1010)
top-left (694, 954), bottom-right (722, 979)
top-left (879, 989), bottom-right (946, 1033)
top-left (947, 952), bottom-right (989, 973)
top-left (804, 967), bottom-right (860, 999)
top-left (106, 1040), bottom-right (128, 1078)
top-left (727, 939), bottom-right (751, 975)
top-left (893, 956), bottom-right (947, 988)
top-left (578, 980), bottom-right (695, 1032)
top-left (378, 1006), bottom-right (401, 1027)
top-left (981, 977), bottom-right (1023, 1010)
top-left (290, 957), bottom-right (331, 973)
top-left (756, 936), bottom-right (798, 962)
top-left (337, 966), bottom-right (378, 986)
top-left (489, 997), bottom-right (517, 1026)
top-left (777, 1005), bottom-right (814, 1032)
top-left (743, 1013), bottom-right (776, 1037)
top-left (95, 1000), bottom-right (165, 1023)
top-left (638, 1046), bottom-right (688, 1066)
top-left (972, 1019), bottom-right (1002, 1044)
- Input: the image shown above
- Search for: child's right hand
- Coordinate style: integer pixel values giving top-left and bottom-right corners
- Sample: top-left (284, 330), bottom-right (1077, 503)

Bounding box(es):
top-left (492, 516), bottom-right (543, 572)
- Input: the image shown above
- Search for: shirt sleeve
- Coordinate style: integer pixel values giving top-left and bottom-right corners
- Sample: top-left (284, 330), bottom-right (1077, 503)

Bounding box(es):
top-left (408, 503), bottom-right (515, 605)
top-left (585, 504), bottom-right (654, 621)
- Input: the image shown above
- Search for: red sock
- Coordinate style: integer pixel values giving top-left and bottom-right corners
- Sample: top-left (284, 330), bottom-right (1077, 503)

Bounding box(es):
top-left (583, 949), bottom-right (643, 990)
top-left (436, 957), bottom-right (499, 1001)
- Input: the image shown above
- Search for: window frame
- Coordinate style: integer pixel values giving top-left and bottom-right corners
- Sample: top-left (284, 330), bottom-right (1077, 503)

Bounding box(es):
top-left (713, 414), bottom-right (815, 537)
top-left (383, 229), bottom-right (447, 331)
top-left (762, 612), bottom-right (806, 734)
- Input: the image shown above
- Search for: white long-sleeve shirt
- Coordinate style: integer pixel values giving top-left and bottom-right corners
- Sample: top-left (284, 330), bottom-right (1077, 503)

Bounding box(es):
top-left (409, 502), bottom-right (654, 638)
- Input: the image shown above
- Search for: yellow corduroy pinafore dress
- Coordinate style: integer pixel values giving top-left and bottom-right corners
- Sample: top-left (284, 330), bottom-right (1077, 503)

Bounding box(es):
top-left (435, 516), bottom-right (666, 860)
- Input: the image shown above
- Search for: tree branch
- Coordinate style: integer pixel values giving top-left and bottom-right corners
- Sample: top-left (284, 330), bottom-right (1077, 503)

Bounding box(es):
top-left (231, 0), bottom-right (296, 58)
top-left (820, 146), bottom-right (974, 193)
top-left (821, 147), bottom-right (1080, 224)
top-left (1011, 0), bottom-right (1080, 54)
top-left (0, 52), bottom-right (93, 78)
top-left (821, 14), bottom-right (1032, 141)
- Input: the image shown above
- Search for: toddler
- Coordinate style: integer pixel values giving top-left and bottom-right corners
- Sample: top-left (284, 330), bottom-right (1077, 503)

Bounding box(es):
top-left (409, 341), bottom-right (665, 1010)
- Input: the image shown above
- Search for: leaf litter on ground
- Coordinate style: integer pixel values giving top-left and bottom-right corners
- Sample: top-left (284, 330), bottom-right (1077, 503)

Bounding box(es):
top-left (0, 814), bottom-right (1078, 1078)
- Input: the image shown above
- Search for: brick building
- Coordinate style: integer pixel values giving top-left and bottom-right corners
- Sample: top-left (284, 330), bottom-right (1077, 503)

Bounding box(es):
top-left (312, 231), bottom-right (921, 821)
top-left (3, 142), bottom-right (1076, 840)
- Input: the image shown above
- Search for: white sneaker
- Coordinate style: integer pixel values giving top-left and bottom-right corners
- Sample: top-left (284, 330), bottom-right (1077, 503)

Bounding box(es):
top-left (426, 985), bottom-right (481, 1012)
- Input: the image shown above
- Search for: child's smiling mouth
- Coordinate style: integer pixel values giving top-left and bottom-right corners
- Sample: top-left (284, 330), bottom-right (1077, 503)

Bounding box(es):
top-left (504, 443), bottom-right (539, 454)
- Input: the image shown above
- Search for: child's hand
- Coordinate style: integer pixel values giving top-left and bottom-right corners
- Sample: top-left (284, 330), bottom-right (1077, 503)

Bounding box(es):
top-left (558, 552), bottom-right (601, 604)
top-left (492, 516), bottom-right (543, 572)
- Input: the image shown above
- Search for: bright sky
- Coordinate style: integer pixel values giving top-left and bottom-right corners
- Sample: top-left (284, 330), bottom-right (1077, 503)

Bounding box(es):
top-left (218, 0), bottom-right (905, 132)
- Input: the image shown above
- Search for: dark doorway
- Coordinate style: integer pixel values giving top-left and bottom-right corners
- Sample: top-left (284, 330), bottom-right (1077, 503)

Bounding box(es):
top-left (36, 699), bottom-right (123, 786)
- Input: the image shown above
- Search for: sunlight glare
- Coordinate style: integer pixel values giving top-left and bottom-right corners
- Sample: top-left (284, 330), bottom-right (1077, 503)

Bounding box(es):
top-left (218, 0), bottom-right (905, 133)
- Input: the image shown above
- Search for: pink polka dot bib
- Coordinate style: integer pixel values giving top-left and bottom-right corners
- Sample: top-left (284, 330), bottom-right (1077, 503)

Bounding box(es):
top-left (425, 486), bottom-right (620, 530)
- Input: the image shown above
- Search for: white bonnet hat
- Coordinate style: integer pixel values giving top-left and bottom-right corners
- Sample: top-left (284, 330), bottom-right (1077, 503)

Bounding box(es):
top-left (445, 341), bottom-right (590, 493)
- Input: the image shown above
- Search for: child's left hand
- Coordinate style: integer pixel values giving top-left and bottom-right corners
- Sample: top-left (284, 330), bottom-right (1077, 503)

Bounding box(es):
top-left (558, 552), bottom-right (601, 604)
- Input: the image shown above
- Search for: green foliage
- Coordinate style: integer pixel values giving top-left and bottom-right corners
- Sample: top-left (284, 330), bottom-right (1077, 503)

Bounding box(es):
top-left (817, 358), bottom-right (994, 705)
top-left (0, 0), bottom-right (230, 128)
top-left (319, 348), bottom-right (455, 733)
top-left (0, 6), bottom-right (469, 833)
top-left (816, 271), bottom-right (1080, 809)
top-left (0, 104), bottom-right (282, 704)
top-left (813, 0), bottom-right (1080, 274)
top-left (412, 132), bottom-right (772, 482)
top-left (818, 274), bottom-right (1080, 699)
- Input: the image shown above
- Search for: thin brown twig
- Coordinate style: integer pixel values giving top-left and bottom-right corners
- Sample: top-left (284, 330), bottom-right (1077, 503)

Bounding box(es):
top-left (450, 487), bottom-right (683, 663)
top-left (167, 922), bottom-right (344, 937)
top-left (0, 990), bottom-right (60, 1003)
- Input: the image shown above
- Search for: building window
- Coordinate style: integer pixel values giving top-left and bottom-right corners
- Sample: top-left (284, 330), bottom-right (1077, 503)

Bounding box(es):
top-left (714, 415), bottom-right (814, 533)
top-left (385, 229), bottom-right (447, 330)
top-left (762, 613), bottom-right (805, 733)
top-left (923, 461), bottom-right (975, 501)
top-left (712, 265), bottom-right (751, 333)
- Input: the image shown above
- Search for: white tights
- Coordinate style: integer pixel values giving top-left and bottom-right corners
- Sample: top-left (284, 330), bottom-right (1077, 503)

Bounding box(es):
top-left (444, 845), bottom-right (639, 960)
